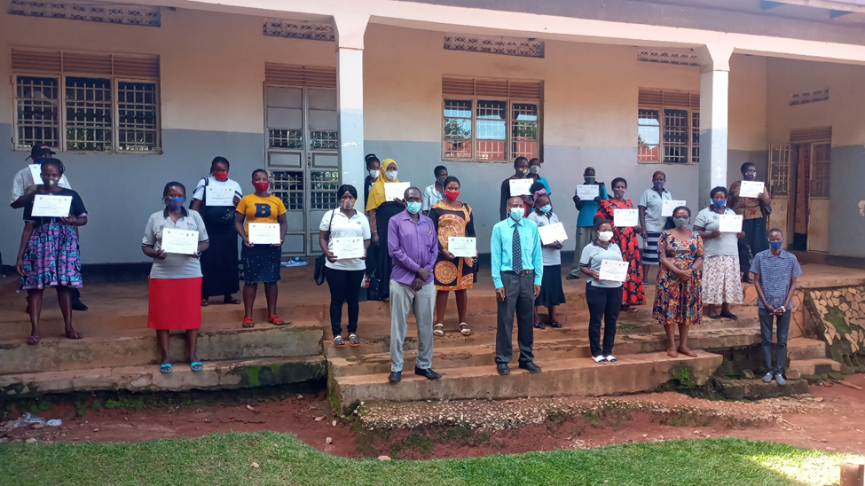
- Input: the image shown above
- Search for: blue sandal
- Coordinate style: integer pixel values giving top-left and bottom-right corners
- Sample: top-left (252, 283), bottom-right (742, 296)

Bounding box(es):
top-left (190, 361), bottom-right (203, 372)
top-left (160, 363), bottom-right (172, 373)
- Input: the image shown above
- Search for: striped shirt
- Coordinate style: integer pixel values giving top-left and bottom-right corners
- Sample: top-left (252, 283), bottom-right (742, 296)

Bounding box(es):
top-left (750, 250), bottom-right (802, 309)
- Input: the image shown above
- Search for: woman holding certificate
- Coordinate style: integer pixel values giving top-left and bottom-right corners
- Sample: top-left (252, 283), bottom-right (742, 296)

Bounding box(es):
top-left (190, 157), bottom-right (243, 307)
top-left (579, 218), bottom-right (624, 363)
top-left (16, 159), bottom-right (87, 345)
top-left (595, 177), bottom-right (645, 310)
top-left (694, 186), bottom-right (745, 320)
top-left (319, 185), bottom-right (371, 347)
top-left (429, 176), bottom-right (476, 337)
top-left (235, 169), bottom-right (288, 328)
top-left (366, 159), bottom-right (404, 299)
top-left (527, 183), bottom-right (566, 329)
top-left (141, 182), bottom-right (210, 372)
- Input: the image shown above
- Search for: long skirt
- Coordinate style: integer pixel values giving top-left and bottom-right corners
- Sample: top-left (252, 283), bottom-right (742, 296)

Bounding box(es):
top-left (371, 201), bottom-right (404, 298)
top-left (702, 255), bottom-right (744, 305)
top-left (536, 264), bottom-right (566, 307)
top-left (641, 232), bottom-right (661, 266)
top-left (200, 225), bottom-right (239, 297)
top-left (148, 277), bottom-right (202, 330)
top-left (740, 218), bottom-right (769, 273)
top-left (20, 222), bottom-right (83, 290)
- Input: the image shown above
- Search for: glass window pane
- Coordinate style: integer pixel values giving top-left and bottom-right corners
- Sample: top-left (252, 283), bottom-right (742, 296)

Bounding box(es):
top-left (512, 103), bottom-right (538, 160)
top-left (476, 99), bottom-right (506, 162)
top-left (118, 81), bottom-right (159, 152)
top-left (443, 100), bottom-right (472, 159)
top-left (638, 109), bottom-right (660, 161)
top-left (310, 171), bottom-right (340, 209)
top-left (269, 129), bottom-right (303, 149)
top-left (16, 76), bottom-right (60, 149)
top-left (271, 171), bottom-right (304, 210)
top-left (444, 99), bottom-right (472, 118)
top-left (663, 109), bottom-right (688, 164)
top-left (691, 111), bottom-right (700, 164)
top-left (65, 77), bottom-right (112, 152)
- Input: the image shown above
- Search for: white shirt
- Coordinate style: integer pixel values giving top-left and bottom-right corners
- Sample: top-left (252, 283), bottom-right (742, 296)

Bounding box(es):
top-left (192, 175), bottom-right (243, 203)
top-left (142, 210), bottom-right (209, 279)
top-left (422, 183), bottom-right (443, 212)
top-left (527, 211), bottom-right (562, 266)
top-left (10, 166), bottom-right (71, 204)
top-left (638, 188), bottom-right (673, 233)
top-left (320, 209), bottom-right (371, 271)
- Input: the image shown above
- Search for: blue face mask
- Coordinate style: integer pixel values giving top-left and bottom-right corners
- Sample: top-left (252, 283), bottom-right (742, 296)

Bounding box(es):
top-left (166, 197), bottom-right (185, 209)
top-left (539, 204), bottom-right (552, 214)
top-left (654, 182), bottom-right (664, 191)
top-left (510, 207), bottom-right (524, 221)
top-left (406, 201), bottom-right (422, 214)
top-left (769, 241), bottom-right (783, 251)
top-left (713, 198), bottom-right (726, 208)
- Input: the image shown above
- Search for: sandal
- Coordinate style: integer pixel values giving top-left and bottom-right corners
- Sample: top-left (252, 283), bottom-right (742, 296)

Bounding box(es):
top-left (242, 317), bottom-right (255, 328)
top-left (223, 296), bottom-right (240, 305)
top-left (548, 320), bottom-right (563, 329)
top-left (459, 323), bottom-right (471, 336)
top-left (190, 361), bottom-right (203, 371)
top-left (160, 363), bottom-right (172, 373)
top-left (534, 322), bottom-right (546, 330)
top-left (719, 311), bottom-right (739, 321)
top-left (349, 334), bottom-right (360, 346)
top-left (268, 314), bottom-right (286, 326)
top-left (27, 335), bottom-right (40, 346)
top-left (65, 330), bottom-right (83, 340)
top-left (201, 299), bottom-right (209, 307)
top-left (434, 324), bottom-right (445, 337)
top-left (334, 336), bottom-right (345, 347)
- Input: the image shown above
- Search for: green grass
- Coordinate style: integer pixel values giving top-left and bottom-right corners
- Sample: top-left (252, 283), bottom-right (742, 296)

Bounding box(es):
top-left (0, 431), bottom-right (853, 486)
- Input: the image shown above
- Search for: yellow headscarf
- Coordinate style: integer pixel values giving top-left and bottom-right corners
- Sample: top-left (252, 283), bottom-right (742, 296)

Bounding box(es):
top-left (366, 158), bottom-right (398, 211)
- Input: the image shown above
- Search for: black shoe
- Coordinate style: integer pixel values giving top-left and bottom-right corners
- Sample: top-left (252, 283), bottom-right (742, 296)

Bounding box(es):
top-left (534, 322), bottom-right (545, 330)
top-left (566, 274), bottom-right (580, 280)
top-left (388, 371), bottom-right (401, 384)
top-left (414, 367), bottom-right (442, 380)
top-left (496, 363), bottom-right (510, 375)
top-left (71, 299), bottom-right (88, 311)
top-left (519, 361), bottom-right (542, 373)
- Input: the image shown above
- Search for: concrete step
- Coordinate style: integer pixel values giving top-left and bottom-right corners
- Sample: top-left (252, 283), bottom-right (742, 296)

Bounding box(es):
top-left (786, 338), bottom-right (827, 361)
top-left (0, 356), bottom-right (326, 399)
top-left (788, 358), bottom-right (841, 376)
top-left (0, 321), bottom-right (323, 375)
top-left (332, 351), bottom-right (722, 411)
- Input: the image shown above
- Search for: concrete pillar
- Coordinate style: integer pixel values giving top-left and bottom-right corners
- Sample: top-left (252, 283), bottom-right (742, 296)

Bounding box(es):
top-left (334, 14), bottom-right (369, 209)
top-left (697, 44), bottom-right (734, 208)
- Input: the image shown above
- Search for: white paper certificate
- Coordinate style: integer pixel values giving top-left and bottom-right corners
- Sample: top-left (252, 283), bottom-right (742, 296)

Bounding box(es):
top-left (448, 237), bottom-right (476, 258)
top-left (248, 223), bottom-right (281, 244)
top-left (509, 178), bottom-right (534, 197)
top-left (384, 182), bottom-right (411, 202)
top-left (332, 237), bottom-right (365, 259)
top-left (739, 181), bottom-right (765, 199)
top-left (576, 185), bottom-right (599, 200)
top-left (205, 186), bottom-right (235, 206)
top-left (31, 195), bottom-right (72, 217)
top-left (599, 260), bottom-right (629, 282)
top-left (719, 214), bottom-right (743, 233)
top-left (538, 222), bottom-right (569, 245)
top-left (29, 164), bottom-right (43, 183)
top-left (661, 200), bottom-right (687, 217)
top-left (161, 228), bottom-right (199, 255)
top-left (613, 208), bottom-right (639, 227)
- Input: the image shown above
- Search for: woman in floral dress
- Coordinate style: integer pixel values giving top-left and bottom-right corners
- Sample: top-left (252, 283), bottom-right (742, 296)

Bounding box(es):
top-left (653, 206), bottom-right (704, 358)
top-left (596, 177), bottom-right (645, 310)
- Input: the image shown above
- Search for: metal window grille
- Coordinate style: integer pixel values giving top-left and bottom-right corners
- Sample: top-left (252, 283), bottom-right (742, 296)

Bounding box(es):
top-left (310, 130), bottom-right (338, 151)
top-left (310, 171), bottom-right (340, 209)
top-left (443, 99), bottom-right (472, 159)
top-left (638, 89), bottom-right (699, 165)
top-left (663, 109), bottom-right (689, 164)
top-left (691, 112), bottom-right (700, 164)
top-left (271, 171), bottom-right (304, 210)
top-left (475, 100), bottom-right (507, 161)
top-left (15, 76), bottom-right (60, 148)
top-left (512, 103), bottom-right (538, 160)
top-left (269, 129), bottom-right (303, 149)
top-left (769, 144), bottom-right (791, 197)
top-left (637, 109), bottom-right (660, 162)
top-left (811, 143), bottom-right (831, 198)
top-left (65, 77), bottom-right (112, 152)
top-left (117, 81), bottom-right (158, 152)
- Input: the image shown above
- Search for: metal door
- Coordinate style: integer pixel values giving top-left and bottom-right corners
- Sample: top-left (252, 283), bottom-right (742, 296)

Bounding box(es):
top-left (768, 144), bottom-right (791, 247)
top-left (265, 86), bottom-right (339, 256)
top-left (807, 142), bottom-right (831, 253)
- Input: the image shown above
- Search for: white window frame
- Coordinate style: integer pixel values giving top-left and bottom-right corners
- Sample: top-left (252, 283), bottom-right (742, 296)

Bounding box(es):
top-left (13, 72), bottom-right (161, 154)
top-left (441, 97), bottom-right (542, 163)
top-left (637, 91), bottom-right (700, 165)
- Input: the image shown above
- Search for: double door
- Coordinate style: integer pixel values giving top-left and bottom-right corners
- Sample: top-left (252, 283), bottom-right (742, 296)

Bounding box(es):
top-left (265, 86), bottom-right (339, 255)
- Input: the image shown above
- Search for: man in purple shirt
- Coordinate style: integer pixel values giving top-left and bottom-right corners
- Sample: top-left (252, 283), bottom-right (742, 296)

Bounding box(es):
top-left (387, 187), bottom-right (442, 384)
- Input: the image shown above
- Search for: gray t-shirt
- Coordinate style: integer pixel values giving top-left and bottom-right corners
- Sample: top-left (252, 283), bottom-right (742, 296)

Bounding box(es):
top-left (693, 206), bottom-right (738, 257)
top-left (579, 241), bottom-right (624, 288)
top-left (528, 211), bottom-right (562, 266)
top-left (142, 209), bottom-right (209, 279)
top-left (638, 188), bottom-right (673, 233)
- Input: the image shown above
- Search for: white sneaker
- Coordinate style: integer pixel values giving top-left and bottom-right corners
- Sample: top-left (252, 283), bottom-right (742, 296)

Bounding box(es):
top-left (761, 372), bottom-right (773, 383)
top-left (775, 373), bottom-right (786, 386)
top-left (593, 356), bottom-right (607, 363)
top-left (605, 355), bottom-right (618, 363)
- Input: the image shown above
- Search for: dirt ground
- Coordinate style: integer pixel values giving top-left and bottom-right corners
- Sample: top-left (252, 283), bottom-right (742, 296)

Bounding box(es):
top-left (3, 375), bottom-right (865, 458)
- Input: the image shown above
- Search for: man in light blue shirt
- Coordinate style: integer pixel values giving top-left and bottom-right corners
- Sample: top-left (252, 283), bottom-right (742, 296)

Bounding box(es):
top-left (491, 196), bottom-right (544, 375)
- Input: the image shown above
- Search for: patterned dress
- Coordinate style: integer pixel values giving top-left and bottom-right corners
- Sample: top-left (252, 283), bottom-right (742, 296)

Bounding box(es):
top-left (653, 231), bottom-right (703, 326)
top-left (429, 202), bottom-right (476, 291)
top-left (20, 189), bottom-right (87, 290)
top-left (596, 197), bottom-right (645, 306)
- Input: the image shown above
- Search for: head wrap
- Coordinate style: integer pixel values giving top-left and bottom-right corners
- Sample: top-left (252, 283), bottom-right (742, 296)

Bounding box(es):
top-left (532, 188), bottom-right (548, 202)
top-left (365, 159), bottom-right (399, 211)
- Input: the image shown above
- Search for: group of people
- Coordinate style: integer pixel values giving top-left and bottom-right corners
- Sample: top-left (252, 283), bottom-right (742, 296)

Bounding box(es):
top-left (10, 145), bottom-right (801, 385)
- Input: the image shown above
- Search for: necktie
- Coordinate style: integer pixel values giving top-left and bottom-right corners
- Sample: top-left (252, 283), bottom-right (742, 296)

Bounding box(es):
top-left (512, 223), bottom-right (522, 274)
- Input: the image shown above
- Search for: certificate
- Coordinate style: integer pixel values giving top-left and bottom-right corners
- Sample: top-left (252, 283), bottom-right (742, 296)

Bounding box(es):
top-left (31, 194), bottom-right (72, 217)
top-left (332, 237), bottom-right (365, 259)
top-left (538, 222), bottom-right (568, 245)
top-left (161, 228), bottom-right (199, 255)
top-left (509, 178), bottom-right (534, 197)
top-left (661, 200), bottom-right (687, 217)
top-left (613, 208), bottom-right (639, 227)
top-left (29, 164), bottom-right (43, 183)
top-left (384, 182), bottom-right (410, 202)
top-left (719, 214), bottom-right (743, 233)
top-left (205, 186), bottom-right (235, 206)
top-left (739, 181), bottom-right (765, 199)
top-left (599, 260), bottom-right (629, 282)
top-left (248, 223), bottom-right (281, 244)
top-left (576, 185), bottom-right (599, 200)
top-left (448, 237), bottom-right (476, 258)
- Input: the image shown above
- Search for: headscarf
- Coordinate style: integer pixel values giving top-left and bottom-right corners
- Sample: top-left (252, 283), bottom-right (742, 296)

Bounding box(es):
top-left (532, 188), bottom-right (548, 202)
top-left (366, 158), bottom-right (398, 211)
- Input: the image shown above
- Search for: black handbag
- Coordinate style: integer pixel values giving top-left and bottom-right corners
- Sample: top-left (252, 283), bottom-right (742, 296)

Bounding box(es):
top-left (314, 210), bottom-right (337, 285)
top-left (366, 269), bottom-right (382, 301)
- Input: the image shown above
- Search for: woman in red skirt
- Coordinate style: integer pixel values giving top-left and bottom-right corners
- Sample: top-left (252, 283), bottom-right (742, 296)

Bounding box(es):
top-left (142, 182), bottom-right (210, 373)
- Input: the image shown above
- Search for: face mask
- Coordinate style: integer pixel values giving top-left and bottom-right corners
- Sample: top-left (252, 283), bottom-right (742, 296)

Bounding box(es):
top-left (385, 170), bottom-right (398, 181)
top-left (406, 201), bottom-right (422, 214)
top-left (653, 182), bottom-right (664, 191)
top-left (368, 169), bottom-right (379, 179)
top-left (713, 198), bottom-right (726, 208)
top-left (529, 166), bottom-right (540, 174)
top-left (436, 175), bottom-right (447, 185)
top-left (509, 207), bottom-right (524, 221)
top-left (213, 171), bottom-right (228, 182)
top-left (341, 197), bottom-right (355, 210)
top-left (744, 172), bottom-right (757, 181)
top-left (166, 197), bottom-right (185, 209)
top-left (539, 204), bottom-right (552, 214)
top-left (613, 189), bottom-right (626, 197)
top-left (585, 176), bottom-right (596, 184)
top-left (673, 217), bottom-right (689, 228)
top-left (598, 231), bottom-right (613, 242)
top-left (769, 241), bottom-right (783, 251)
top-left (253, 181), bottom-right (270, 193)
top-left (444, 190), bottom-right (459, 202)
top-left (43, 178), bottom-right (58, 187)
top-left (518, 168), bottom-right (528, 175)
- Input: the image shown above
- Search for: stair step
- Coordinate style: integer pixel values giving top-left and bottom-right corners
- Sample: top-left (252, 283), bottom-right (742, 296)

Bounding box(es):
top-left (788, 358), bottom-right (841, 376)
top-left (786, 338), bottom-right (827, 361)
top-left (0, 356), bottom-right (326, 399)
top-left (333, 351), bottom-right (722, 411)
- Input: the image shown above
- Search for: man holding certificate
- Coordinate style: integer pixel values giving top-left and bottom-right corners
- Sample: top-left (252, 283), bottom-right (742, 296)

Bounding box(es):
top-left (694, 186), bottom-right (745, 320)
top-left (499, 157), bottom-right (532, 220)
top-left (728, 162), bottom-right (772, 284)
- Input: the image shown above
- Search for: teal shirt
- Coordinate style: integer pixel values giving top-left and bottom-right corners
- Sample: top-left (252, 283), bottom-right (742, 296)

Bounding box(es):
top-left (537, 176), bottom-right (551, 195)
top-left (490, 216), bottom-right (544, 289)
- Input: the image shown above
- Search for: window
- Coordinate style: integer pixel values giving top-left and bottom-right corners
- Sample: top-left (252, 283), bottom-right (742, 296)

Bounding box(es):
top-left (637, 89), bottom-right (699, 164)
top-left (442, 76), bottom-right (541, 162)
top-left (12, 49), bottom-right (160, 153)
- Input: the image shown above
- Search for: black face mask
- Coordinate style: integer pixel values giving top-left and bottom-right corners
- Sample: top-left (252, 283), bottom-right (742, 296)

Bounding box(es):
top-left (585, 176), bottom-right (596, 184)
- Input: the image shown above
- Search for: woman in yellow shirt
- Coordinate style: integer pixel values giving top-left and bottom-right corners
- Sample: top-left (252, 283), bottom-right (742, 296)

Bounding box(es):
top-left (234, 169), bottom-right (287, 328)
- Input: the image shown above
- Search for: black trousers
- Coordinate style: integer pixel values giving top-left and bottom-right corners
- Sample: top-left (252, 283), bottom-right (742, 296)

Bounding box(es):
top-left (325, 268), bottom-right (365, 336)
top-left (495, 271), bottom-right (535, 365)
top-left (586, 283), bottom-right (621, 357)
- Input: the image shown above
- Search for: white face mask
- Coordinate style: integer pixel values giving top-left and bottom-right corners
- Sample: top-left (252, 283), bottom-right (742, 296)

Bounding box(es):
top-left (368, 169), bottom-right (379, 178)
top-left (385, 170), bottom-right (398, 181)
top-left (598, 231), bottom-right (614, 242)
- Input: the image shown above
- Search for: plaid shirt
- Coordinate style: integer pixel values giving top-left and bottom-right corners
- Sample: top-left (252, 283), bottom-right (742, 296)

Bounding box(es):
top-left (750, 250), bottom-right (802, 309)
